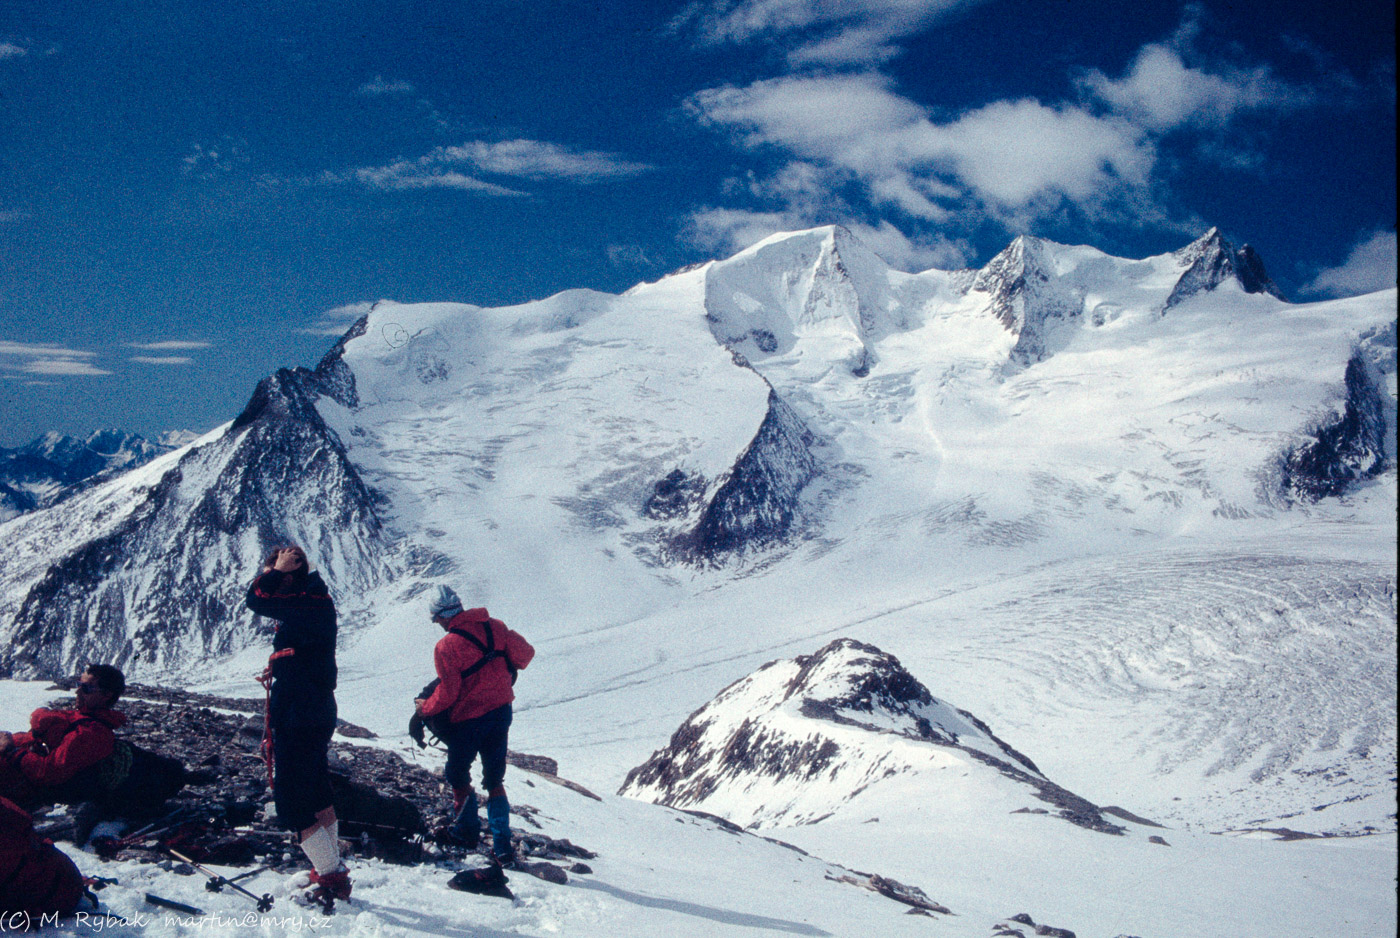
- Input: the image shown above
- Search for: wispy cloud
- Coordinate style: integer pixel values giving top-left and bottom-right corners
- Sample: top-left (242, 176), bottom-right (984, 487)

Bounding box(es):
top-left (683, 206), bottom-right (969, 271)
top-left (358, 75), bottom-right (415, 96)
top-left (332, 139), bottom-right (652, 195)
top-left (130, 356), bottom-right (193, 366)
top-left (0, 41), bottom-right (26, 60)
top-left (441, 140), bottom-right (653, 183)
top-left (183, 138), bottom-right (250, 179)
top-left (299, 301), bottom-right (377, 336)
top-left (126, 340), bottom-right (212, 351)
top-left (334, 163), bottom-right (525, 196)
top-left (1304, 229), bottom-right (1398, 299)
top-left (673, 0), bottom-right (986, 67)
top-left (0, 340), bottom-right (111, 377)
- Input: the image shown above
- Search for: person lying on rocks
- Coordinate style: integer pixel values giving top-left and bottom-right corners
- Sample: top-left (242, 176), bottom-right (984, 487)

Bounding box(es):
top-left (0, 795), bottom-right (88, 920)
top-left (415, 586), bottom-right (534, 872)
top-left (0, 665), bottom-right (128, 812)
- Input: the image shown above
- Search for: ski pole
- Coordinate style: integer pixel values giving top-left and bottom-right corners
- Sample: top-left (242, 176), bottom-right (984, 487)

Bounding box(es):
top-left (145, 893), bottom-right (205, 915)
top-left (165, 848), bottom-right (275, 912)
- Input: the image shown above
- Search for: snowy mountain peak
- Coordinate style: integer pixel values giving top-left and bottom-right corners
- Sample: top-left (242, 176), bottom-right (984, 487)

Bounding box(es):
top-left (969, 234), bottom-right (1085, 364)
top-left (618, 639), bottom-right (1123, 833)
top-left (1166, 227), bottom-right (1286, 309)
top-left (703, 225), bottom-right (892, 375)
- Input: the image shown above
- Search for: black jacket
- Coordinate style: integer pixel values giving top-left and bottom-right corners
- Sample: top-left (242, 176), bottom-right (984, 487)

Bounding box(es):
top-left (246, 569), bottom-right (338, 728)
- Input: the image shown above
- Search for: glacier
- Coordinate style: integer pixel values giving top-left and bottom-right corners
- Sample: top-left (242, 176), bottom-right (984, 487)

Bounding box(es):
top-left (0, 225), bottom-right (1394, 936)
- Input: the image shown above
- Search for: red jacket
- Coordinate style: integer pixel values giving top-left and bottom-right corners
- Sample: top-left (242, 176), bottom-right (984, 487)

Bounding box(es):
top-left (420, 609), bottom-right (534, 723)
top-left (0, 796), bottom-right (85, 916)
top-left (10, 708), bottom-right (126, 790)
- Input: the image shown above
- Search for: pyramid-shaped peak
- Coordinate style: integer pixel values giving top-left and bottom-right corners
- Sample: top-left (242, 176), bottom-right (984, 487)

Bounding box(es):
top-left (1167, 227), bottom-right (1285, 309)
top-left (784, 638), bottom-right (934, 713)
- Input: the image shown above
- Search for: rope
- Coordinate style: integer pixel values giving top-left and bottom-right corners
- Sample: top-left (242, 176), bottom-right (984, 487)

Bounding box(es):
top-left (255, 649), bottom-right (295, 789)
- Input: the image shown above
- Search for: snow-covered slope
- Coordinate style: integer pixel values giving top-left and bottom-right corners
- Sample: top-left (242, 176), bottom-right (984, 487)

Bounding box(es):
top-left (0, 225), bottom-right (1394, 935)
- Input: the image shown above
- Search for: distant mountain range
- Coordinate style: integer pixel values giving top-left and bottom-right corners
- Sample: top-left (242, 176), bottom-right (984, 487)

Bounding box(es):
top-left (0, 428), bottom-right (195, 521)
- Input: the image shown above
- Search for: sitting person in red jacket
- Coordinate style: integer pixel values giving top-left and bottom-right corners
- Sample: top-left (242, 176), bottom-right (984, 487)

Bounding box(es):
top-left (0, 665), bottom-right (127, 811)
top-left (0, 796), bottom-right (87, 920)
top-left (415, 587), bottom-right (534, 866)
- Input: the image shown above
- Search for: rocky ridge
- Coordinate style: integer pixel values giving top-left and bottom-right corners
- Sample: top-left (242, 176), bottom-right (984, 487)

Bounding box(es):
top-left (620, 639), bottom-right (1125, 834)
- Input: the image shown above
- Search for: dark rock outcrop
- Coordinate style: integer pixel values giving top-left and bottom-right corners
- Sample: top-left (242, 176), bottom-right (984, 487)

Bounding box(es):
top-left (1280, 351), bottom-right (1389, 501)
top-left (970, 236), bottom-right (1084, 365)
top-left (663, 390), bottom-right (819, 564)
top-left (1165, 228), bottom-right (1285, 311)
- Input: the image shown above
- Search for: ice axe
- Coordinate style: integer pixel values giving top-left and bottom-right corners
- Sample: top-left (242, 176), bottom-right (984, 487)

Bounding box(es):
top-left (164, 847), bottom-right (275, 912)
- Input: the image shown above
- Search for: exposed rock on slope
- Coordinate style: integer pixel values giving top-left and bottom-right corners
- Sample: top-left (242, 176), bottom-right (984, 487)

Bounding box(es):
top-left (659, 389), bottom-right (820, 564)
top-left (969, 236), bottom-right (1085, 365)
top-left (1165, 227), bottom-right (1285, 311)
top-left (0, 363), bottom-right (391, 679)
top-left (620, 639), bottom-right (1123, 834)
top-left (1280, 350), bottom-right (1390, 501)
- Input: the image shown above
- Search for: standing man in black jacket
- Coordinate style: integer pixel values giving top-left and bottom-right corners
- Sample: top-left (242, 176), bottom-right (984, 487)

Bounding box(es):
top-left (245, 545), bottom-right (351, 909)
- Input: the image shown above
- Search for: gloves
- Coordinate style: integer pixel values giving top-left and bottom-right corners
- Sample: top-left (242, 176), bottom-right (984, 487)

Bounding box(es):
top-left (408, 712), bottom-right (427, 749)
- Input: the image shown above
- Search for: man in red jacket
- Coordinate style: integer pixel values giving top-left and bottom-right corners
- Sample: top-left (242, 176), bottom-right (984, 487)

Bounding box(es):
top-left (0, 665), bottom-right (127, 810)
top-left (415, 586), bottom-right (534, 866)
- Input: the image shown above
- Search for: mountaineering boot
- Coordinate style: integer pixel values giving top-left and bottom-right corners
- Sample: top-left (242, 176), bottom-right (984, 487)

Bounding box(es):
top-left (487, 794), bottom-right (514, 867)
top-left (305, 865), bottom-right (352, 912)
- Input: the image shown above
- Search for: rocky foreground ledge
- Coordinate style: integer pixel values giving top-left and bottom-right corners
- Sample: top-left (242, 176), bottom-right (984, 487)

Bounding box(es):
top-left (32, 680), bottom-right (598, 873)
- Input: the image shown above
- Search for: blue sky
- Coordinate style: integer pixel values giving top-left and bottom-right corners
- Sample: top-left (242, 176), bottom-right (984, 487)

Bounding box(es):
top-left (1, 0), bottom-right (1395, 447)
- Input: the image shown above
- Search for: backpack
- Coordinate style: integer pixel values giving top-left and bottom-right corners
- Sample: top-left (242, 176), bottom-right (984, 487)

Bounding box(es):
top-left (47, 738), bottom-right (187, 817)
top-left (408, 624), bottom-right (519, 746)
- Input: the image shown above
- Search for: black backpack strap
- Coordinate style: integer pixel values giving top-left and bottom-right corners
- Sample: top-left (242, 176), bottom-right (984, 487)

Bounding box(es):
top-left (450, 622), bottom-right (519, 685)
top-left (452, 624), bottom-right (502, 681)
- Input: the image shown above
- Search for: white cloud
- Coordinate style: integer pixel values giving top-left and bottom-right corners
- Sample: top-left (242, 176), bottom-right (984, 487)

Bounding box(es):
top-left (0, 42), bottom-right (26, 59)
top-left (689, 75), bottom-right (1154, 221)
top-left (298, 301), bottom-right (377, 336)
top-left (913, 99), bottom-right (1152, 209)
top-left (130, 356), bottom-right (193, 366)
top-left (1305, 230), bottom-right (1398, 298)
top-left (441, 140), bottom-right (653, 182)
top-left (1079, 43), bottom-right (1314, 132)
top-left (335, 139), bottom-right (651, 195)
top-left (0, 340), bottom-right (110, 377)
top-left (358, 75), bottom-right (415, 96)
top-left (674, 0), bottom-right (986, 67)
top-left (844, 219), bottom-right (970, 271)
top-left (684, 207), bottom-right (795, 256)
top-left (682, 207), bottom-right (966, 272)
top-left (126, 340), bottom-right (212, 351)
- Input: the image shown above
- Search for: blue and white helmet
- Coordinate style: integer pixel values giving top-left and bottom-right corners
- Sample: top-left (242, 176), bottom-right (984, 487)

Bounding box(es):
top-left (428, 585), bottom-right (463, 619)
